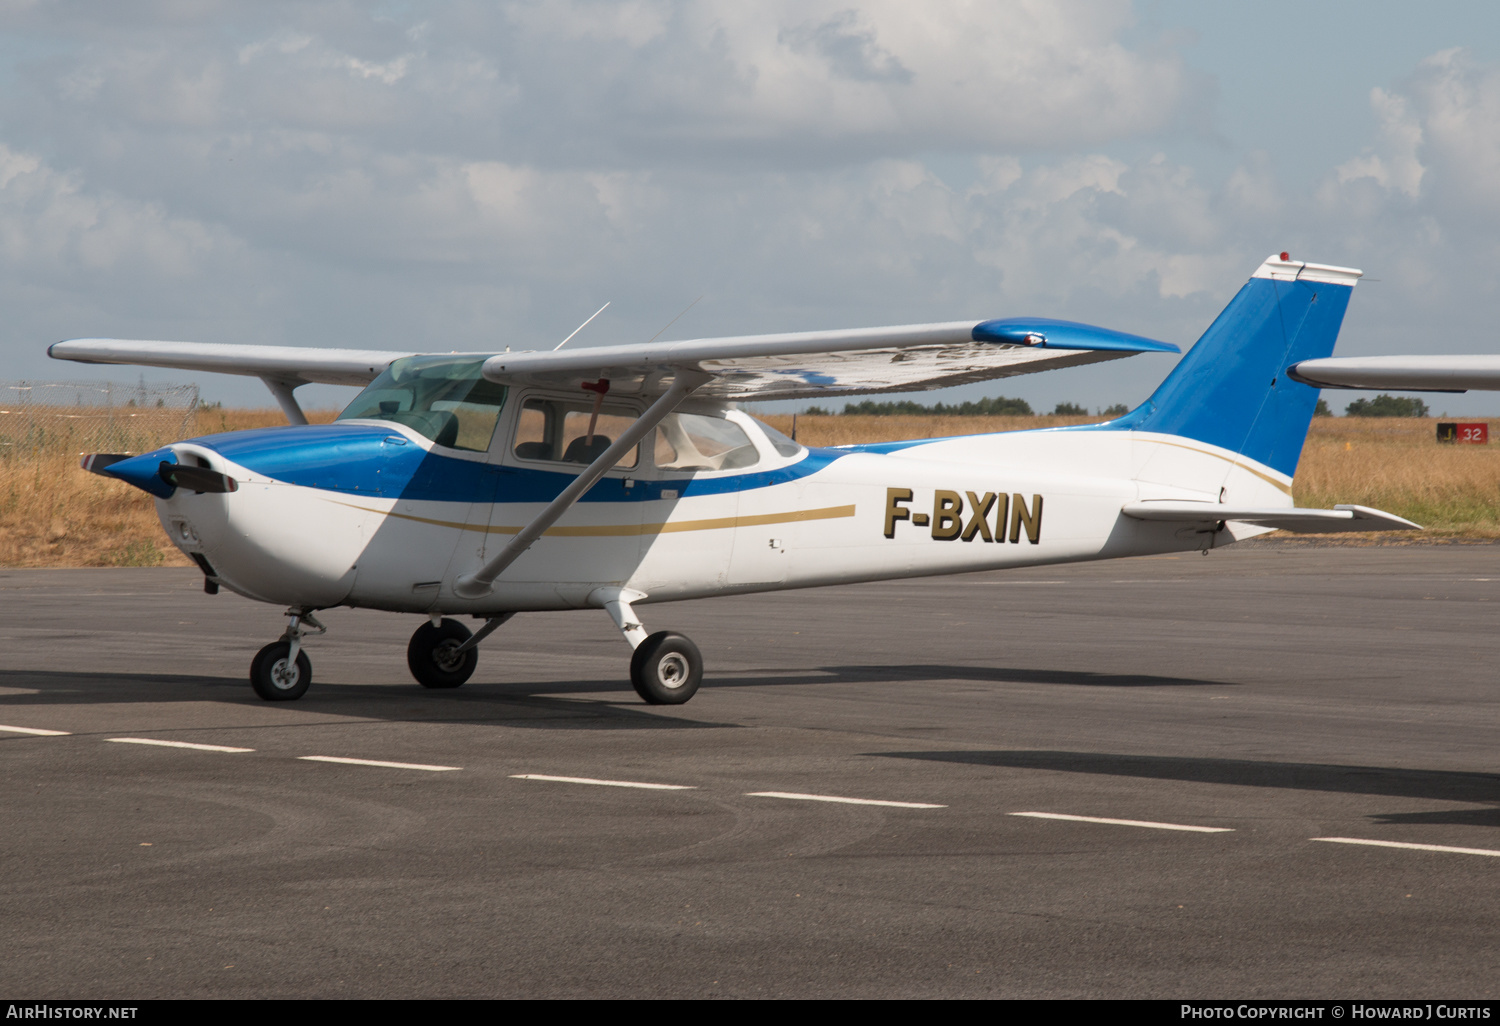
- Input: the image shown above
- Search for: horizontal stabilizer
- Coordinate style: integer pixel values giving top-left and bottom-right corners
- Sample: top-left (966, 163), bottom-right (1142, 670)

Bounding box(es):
top-left (1288, 355), bottom-right (1500, 393)
top-left (1121, 501), bottom-right (1420, 533)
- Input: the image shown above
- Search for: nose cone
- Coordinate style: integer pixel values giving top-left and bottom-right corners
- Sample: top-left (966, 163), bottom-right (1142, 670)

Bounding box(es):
top-left (97, 447), bottom-right (178, 498)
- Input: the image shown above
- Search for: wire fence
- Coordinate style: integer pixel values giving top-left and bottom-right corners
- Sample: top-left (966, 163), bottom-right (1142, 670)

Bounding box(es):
top-left (0, 380), bottom-right (200, 459)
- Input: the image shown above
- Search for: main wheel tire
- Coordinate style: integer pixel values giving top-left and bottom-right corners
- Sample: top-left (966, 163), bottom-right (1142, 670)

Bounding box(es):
top-left (629, 631), bottom-right (703, 705)
top-left (250, 641), bottom-right (312, 701)
top-left (407, 618), bottom-right (479, 689)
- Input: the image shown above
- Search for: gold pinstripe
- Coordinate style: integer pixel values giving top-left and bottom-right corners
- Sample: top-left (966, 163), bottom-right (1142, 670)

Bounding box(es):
top-left (1137, 437), bottom-right (1293, 497)
top-left (330, 500), bottom-right (858, 537)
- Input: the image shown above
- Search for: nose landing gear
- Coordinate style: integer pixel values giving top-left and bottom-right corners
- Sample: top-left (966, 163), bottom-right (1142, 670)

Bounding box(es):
top-left (249, 609), bottom-right (325, 701)
top-left (250, 641), bottom-right (311, 700)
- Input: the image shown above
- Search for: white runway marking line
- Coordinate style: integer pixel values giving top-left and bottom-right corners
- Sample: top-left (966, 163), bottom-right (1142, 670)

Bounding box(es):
top-left (1313, 837), bottom-right (1500, 858)
top-left (746, 791), bottom-right (946, 809)
top-left (511, 774), bottom-right (695, 791)
top-left (300, 756), bottom-right (460, 772)
top-left (0, 725), bottom-right (70, 736)
top-left (108, 737), bottom-right (254, 753)
top-left (1011, 811), bottom-right (1233, 833)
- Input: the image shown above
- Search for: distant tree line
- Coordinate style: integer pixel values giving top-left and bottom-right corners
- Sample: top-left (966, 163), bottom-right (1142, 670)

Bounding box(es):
top-left (1312, 395), bottom-right (1430, 417)
top-left (800, 393), bottom-right (1431, 419)
top-left (803, 397), bottom-right (1132, 417)
top-left (1344, 394), bottom-right (1430, 418)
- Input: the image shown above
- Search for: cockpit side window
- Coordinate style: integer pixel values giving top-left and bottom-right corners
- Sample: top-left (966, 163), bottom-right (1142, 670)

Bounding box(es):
top-left (337, 357), bottom-right (507, 453)
top-left (513, 396), bottom-right (639, 469)
top-left (655, 412), bottom-right (760, 471)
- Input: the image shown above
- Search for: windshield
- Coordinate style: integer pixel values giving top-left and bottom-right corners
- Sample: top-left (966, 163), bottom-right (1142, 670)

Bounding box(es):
top-left (337, 356), bottom-right (507, 452)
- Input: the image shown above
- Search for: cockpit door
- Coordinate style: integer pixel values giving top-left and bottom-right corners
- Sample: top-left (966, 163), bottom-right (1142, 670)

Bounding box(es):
top-left (490, 391), bottom-right (649, 587)
top-left (338, 357), bottom-right (512, 611)
top-left (440, 464), bottom-right (503, 593)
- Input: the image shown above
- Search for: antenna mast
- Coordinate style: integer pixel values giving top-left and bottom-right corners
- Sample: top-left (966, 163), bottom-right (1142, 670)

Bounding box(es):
top-left (554, 302), bottom-right (611, 351)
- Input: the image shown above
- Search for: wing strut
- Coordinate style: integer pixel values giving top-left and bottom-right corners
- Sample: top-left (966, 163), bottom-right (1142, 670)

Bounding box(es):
top-left (453, 369), bottom-right (712, 599)
top-left (261, 377), bottom-right (309, 425)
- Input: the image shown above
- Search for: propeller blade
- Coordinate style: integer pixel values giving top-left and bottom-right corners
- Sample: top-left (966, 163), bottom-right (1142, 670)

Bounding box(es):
top-left (159, 463), bottom-right (238, 494)
top-left (80, 453), bottom-right (132, 475)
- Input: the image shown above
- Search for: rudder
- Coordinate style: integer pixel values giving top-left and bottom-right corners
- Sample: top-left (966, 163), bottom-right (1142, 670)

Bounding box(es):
top-left (1116, 254), bottom-right (1361, 478)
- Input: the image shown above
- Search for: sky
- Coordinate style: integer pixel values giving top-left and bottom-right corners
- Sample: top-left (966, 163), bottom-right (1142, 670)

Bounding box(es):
top-left (4, 0), bottom-right (1500, 415)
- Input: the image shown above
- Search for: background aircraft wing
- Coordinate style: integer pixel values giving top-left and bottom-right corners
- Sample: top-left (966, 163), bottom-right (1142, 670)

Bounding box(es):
top-left (1121, 501), bottom-right (1420, 533)
top-left (475, 317), bottom-right (1178, 400)
top-left (48, 339), bottom-right (415, 387)
top-left (1288, 355), bottom-right (1500, 392)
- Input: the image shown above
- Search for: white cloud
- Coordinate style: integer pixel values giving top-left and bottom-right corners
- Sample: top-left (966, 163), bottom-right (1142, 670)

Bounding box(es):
top-left (1305, 48), bottom-right (1500, 320)
top-left (490, 0), bottom-right (1196, 158)
top-left (7, 6), bottom-right (1500, 417)
top-left (1336, 87), bottom-right (1424, 197)
top-left (1329, 48), bottom-right (1500, 222)
top-left (26, 2), bottom-right (1192, 170)
top-left (0, 143), bottom-right (228, 279)
top-left (1402, 49), bottom-right (1500, 219)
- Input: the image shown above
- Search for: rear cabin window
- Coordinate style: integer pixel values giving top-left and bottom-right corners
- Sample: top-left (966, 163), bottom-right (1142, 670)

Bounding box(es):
top-left (655, 412), bottom-right (760, 471)
top-left (750, 416), bottom-right (804, 457)
top-left (337, 356), bottom-right (507, 453)
top-left (513, 396), bottom-right (639, 469)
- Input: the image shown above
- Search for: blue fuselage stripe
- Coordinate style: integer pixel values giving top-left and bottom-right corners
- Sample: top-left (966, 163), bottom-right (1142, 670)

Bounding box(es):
top-left (192, 424), bottom-right (848, 504)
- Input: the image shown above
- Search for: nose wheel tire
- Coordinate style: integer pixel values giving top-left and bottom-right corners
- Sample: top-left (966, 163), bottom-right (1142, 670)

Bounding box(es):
top-left (630, 631), bottom-right (702, 705)
top-left (250, 641), bottom-right (313, 701)
top-left (408, 618), bottom-right (479, 689)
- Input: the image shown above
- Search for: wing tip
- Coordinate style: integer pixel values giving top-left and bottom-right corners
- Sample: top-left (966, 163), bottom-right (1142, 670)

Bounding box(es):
top-left (972, 318), bottom-right (1180, 354)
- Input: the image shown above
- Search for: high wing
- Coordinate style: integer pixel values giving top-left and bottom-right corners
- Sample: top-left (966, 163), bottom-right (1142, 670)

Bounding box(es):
top-left (473, 317), bottom-right (1177, 399)
top-left (1288, 355), bottom-right (1500, 392)
top-left (1121, 501), bottom-right (1420, 534)
top-left (48, 338), bottom-right (420, 423)
top-left (50, 316), bottom-right (1177, 403)
top-left (47, 339), bottom-right (413, 388)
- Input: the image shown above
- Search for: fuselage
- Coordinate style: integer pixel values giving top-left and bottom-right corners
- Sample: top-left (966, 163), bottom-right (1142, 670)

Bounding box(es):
top-left (141, 398), bottom-right (1289, 615)
top-left (57, 255), bottom-right (1365, 706)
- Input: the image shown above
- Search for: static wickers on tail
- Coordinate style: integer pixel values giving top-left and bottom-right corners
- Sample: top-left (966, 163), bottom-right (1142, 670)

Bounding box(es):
top-left (52, 253), bottom-right (1416, 702)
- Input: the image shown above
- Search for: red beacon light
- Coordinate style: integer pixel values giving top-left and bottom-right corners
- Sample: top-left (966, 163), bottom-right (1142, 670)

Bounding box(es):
top-left (1280, 251), bottom-right (1290, 261)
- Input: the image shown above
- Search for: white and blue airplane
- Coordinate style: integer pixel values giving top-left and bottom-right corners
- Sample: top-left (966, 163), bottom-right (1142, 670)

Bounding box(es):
top-left (50, 253), bottom-right (1416, 704)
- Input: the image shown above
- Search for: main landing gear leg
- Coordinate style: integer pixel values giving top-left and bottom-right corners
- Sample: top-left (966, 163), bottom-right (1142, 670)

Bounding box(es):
top-left (250, 609), bottom-right (326, 701)
top-left (593, 587), bottom-right (703, 706)
top-left (406, 613), bottom-right (513, 689)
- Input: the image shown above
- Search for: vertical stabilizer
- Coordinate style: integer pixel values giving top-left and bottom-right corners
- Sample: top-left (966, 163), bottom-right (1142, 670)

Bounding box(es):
top-left (1115, 254), bottom-right (1361, 478)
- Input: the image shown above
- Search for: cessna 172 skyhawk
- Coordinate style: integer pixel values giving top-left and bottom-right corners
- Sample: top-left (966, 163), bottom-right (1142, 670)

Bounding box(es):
top-left (50, 253), bottom-right (1416, 704)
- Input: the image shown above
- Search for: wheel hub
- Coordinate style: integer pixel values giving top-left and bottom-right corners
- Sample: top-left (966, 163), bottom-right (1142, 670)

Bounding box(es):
top-left (432, 640), bottom-right (465, 672)
top-left (656, 652), bottom-right (689, 688)
top-left (270, 658), bottom-right (300, 690)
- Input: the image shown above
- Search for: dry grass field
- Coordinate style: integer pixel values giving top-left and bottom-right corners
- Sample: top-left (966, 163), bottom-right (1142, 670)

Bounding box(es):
top-left (0, 408), bottom-right (334, 568)
top-left (1290, 417), bottom-right (1500, 538)
top-left (2, 409), bottom-right (1495, 567)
